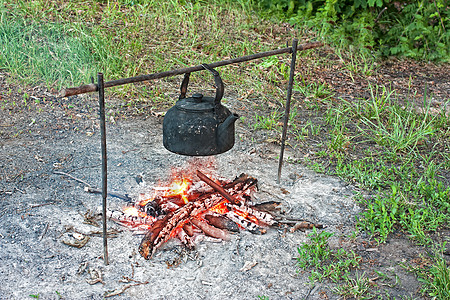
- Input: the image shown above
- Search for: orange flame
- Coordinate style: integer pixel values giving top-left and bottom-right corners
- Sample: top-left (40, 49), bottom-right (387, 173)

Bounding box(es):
top-left (137, 191), bottom-right (155, 207)
top-left (123, 206), bottom-right (148, 218)
top-left (210, 200), bottom-right (230, 214)
top-left (164, 177), bottom-right (192, 204)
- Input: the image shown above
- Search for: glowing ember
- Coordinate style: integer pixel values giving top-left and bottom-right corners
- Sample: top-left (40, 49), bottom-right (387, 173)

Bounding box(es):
top-left (105, 170), bottom-right (282, 260)
top-left (123, 206), bottom-right (149, 218)
top-left (234, 209), bottom-right (259, 224)
top-left (210, 200), bottom-right (230, 214)
top-left (164, 178), bottom-right (192, 204)
top-left (123, 206), bottom-right (140, 216)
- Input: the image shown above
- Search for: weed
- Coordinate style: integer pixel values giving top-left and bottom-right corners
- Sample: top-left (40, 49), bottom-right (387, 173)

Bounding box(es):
top-left (252, 111), bottom-right (282, 131)
top-left (310, 162), bottom-right (325, 174)
top-left (325, 105), bottom-right (352, 153)
top-left (334, 272), bottom-right (373, 300)
top-left (55, 290), bottom-right (62, 299)
top-left (357, 165), bottom-right (450, 245)
top-left (407, 245), bottom-right (450, 300)
top-left (336, 47), bottom-right (376, 81)
top-left (357, 94), bottom-right (437, 155)
top-left (296, 228), bottom-right (362, 283)
top-left (294, 77), bottom-right (334, 104)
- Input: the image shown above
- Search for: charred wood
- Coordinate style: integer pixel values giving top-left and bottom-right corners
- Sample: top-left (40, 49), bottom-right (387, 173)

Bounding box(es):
top-left (139, 216), bottom-right (169, 259)
top-left (226, 203), bottom-right (276, 226)
top-left (182, 222), bottom-right (195, 237)
top-left (196, 170), bottom-right (240, 205)
top-left (252, 201), bottom-right (282, 213)
top-left (105, 209), bottom-right (155, 226)
top-left (191, 218), bottom-right (230, 241)
top-left (177, 228), bottom-right (195, 249)
top-left (289, 221), bottom-right (324, 232)
top-left (139, 193), bottom-right (226, 259)
top-left (204, 214), bottom-right (240, 233)
top-left (225, 211), bottom-right (260, 234)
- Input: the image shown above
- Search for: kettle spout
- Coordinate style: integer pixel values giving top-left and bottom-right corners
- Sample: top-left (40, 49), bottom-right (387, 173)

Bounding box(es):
top-left (218, 113), bottom-right (239, 134)
top-left (217, 113), bottom-right (239, 148)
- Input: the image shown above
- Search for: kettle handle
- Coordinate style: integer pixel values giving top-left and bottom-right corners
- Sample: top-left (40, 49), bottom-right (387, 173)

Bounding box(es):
top-left (179, 72), bottom-right (190, 100)
top-left (201, 64), bottom-right (224, 106)
top-left (178, 64), bottom-right (224, 106)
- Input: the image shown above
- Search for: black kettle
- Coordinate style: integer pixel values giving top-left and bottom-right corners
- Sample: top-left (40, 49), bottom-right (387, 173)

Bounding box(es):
top-left (163, 64), bottom-right (239, 156)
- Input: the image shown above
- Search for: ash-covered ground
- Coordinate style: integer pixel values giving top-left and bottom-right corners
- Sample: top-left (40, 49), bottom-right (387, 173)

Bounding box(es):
top-left (0, 114), bottom-right (360, 299)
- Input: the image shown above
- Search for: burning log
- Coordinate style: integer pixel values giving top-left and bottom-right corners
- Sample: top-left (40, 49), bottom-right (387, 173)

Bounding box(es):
top-left (139, 193), bottom-right (227, 259)
top-left (225, 203), bottom-right (275, 225)
top-left (204, 214), bottom-right (240, 233)
top-left (196, 170), bottom-right (240, 205)
top-left (182, 222), bottom-right (195, 236)
top-left (103, 169), bottom-right (323, 260)
top-left (177, 227), bottom-right (195, 249)
top-left (191, 218), bottom-right (230, 241)
top-left (224, 211), bottom-right (261, 234)
top-left (139, 216), bottom-right (169, 259)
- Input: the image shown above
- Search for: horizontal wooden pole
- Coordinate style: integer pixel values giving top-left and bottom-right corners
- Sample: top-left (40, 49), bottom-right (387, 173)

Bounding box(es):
top-left (59, 41), bottom-right (323, 97)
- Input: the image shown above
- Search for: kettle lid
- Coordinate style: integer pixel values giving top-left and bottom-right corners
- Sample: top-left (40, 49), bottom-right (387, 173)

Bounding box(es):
top-left (176, 93), bottom-right (215, 112)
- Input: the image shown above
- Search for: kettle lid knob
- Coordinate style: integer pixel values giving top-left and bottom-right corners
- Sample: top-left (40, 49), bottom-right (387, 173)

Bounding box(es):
top-left (192, 93), bottom-right (203, 102)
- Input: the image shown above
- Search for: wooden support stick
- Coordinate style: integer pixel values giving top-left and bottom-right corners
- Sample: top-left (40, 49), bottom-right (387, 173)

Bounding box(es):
top-left (98, 72), bottom-right (109, 265)
top-left (277, 39), bottom-right (298, 184)
top-left (59, 41), bottom-right (323, 97)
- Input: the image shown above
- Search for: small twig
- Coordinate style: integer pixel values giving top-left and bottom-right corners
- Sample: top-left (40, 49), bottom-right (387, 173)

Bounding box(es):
top-left (121, 148), bottom-right (139, 154)
top-left (0, 208), bottom-right (8, 218)
top-left (67, 164), bottom-right (101, 174)
top-left (30, 202), bottom-right (57, 208)
top-left (15, 187), bottom-right (26, 194)
top-left (54, 171), bottom-right (92, 187)
top-left (84, 186), bottom-right (132, 202)
top-left (304, 284), bottom-right (316, 300)
top-left (104, 281), bottom-right (149, 298)
top-left (374, 7), bottom-right (387, 23)
top-left (433, 0), bottom-right (446, 33)
top-left (84, 229), bottom-right (122, 238)
top-left (39, 223), bottom-right (49, 240)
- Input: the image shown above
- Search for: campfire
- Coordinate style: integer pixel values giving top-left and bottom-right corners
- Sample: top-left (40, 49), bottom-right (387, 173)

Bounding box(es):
top-left (104, 167), bottom-right (323, 260)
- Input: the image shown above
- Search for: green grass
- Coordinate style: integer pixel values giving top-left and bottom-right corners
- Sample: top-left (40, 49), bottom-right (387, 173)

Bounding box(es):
top-left (0, 0), bottom-right (288, 100)
top-left (406, 246), bottom-right (450, 300)
top-left (294, 80), bottom-right (449, 297)
top-left (315, 89), bottom-right (450, 245)
top-left (356, 85), bottom-right (437, 154)
top-left (0, 18), bottom-right (98, 89)
top-left (296, 228), bottom-right (362, 283)
top-left (296, 228), bottom-right (368, 297)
